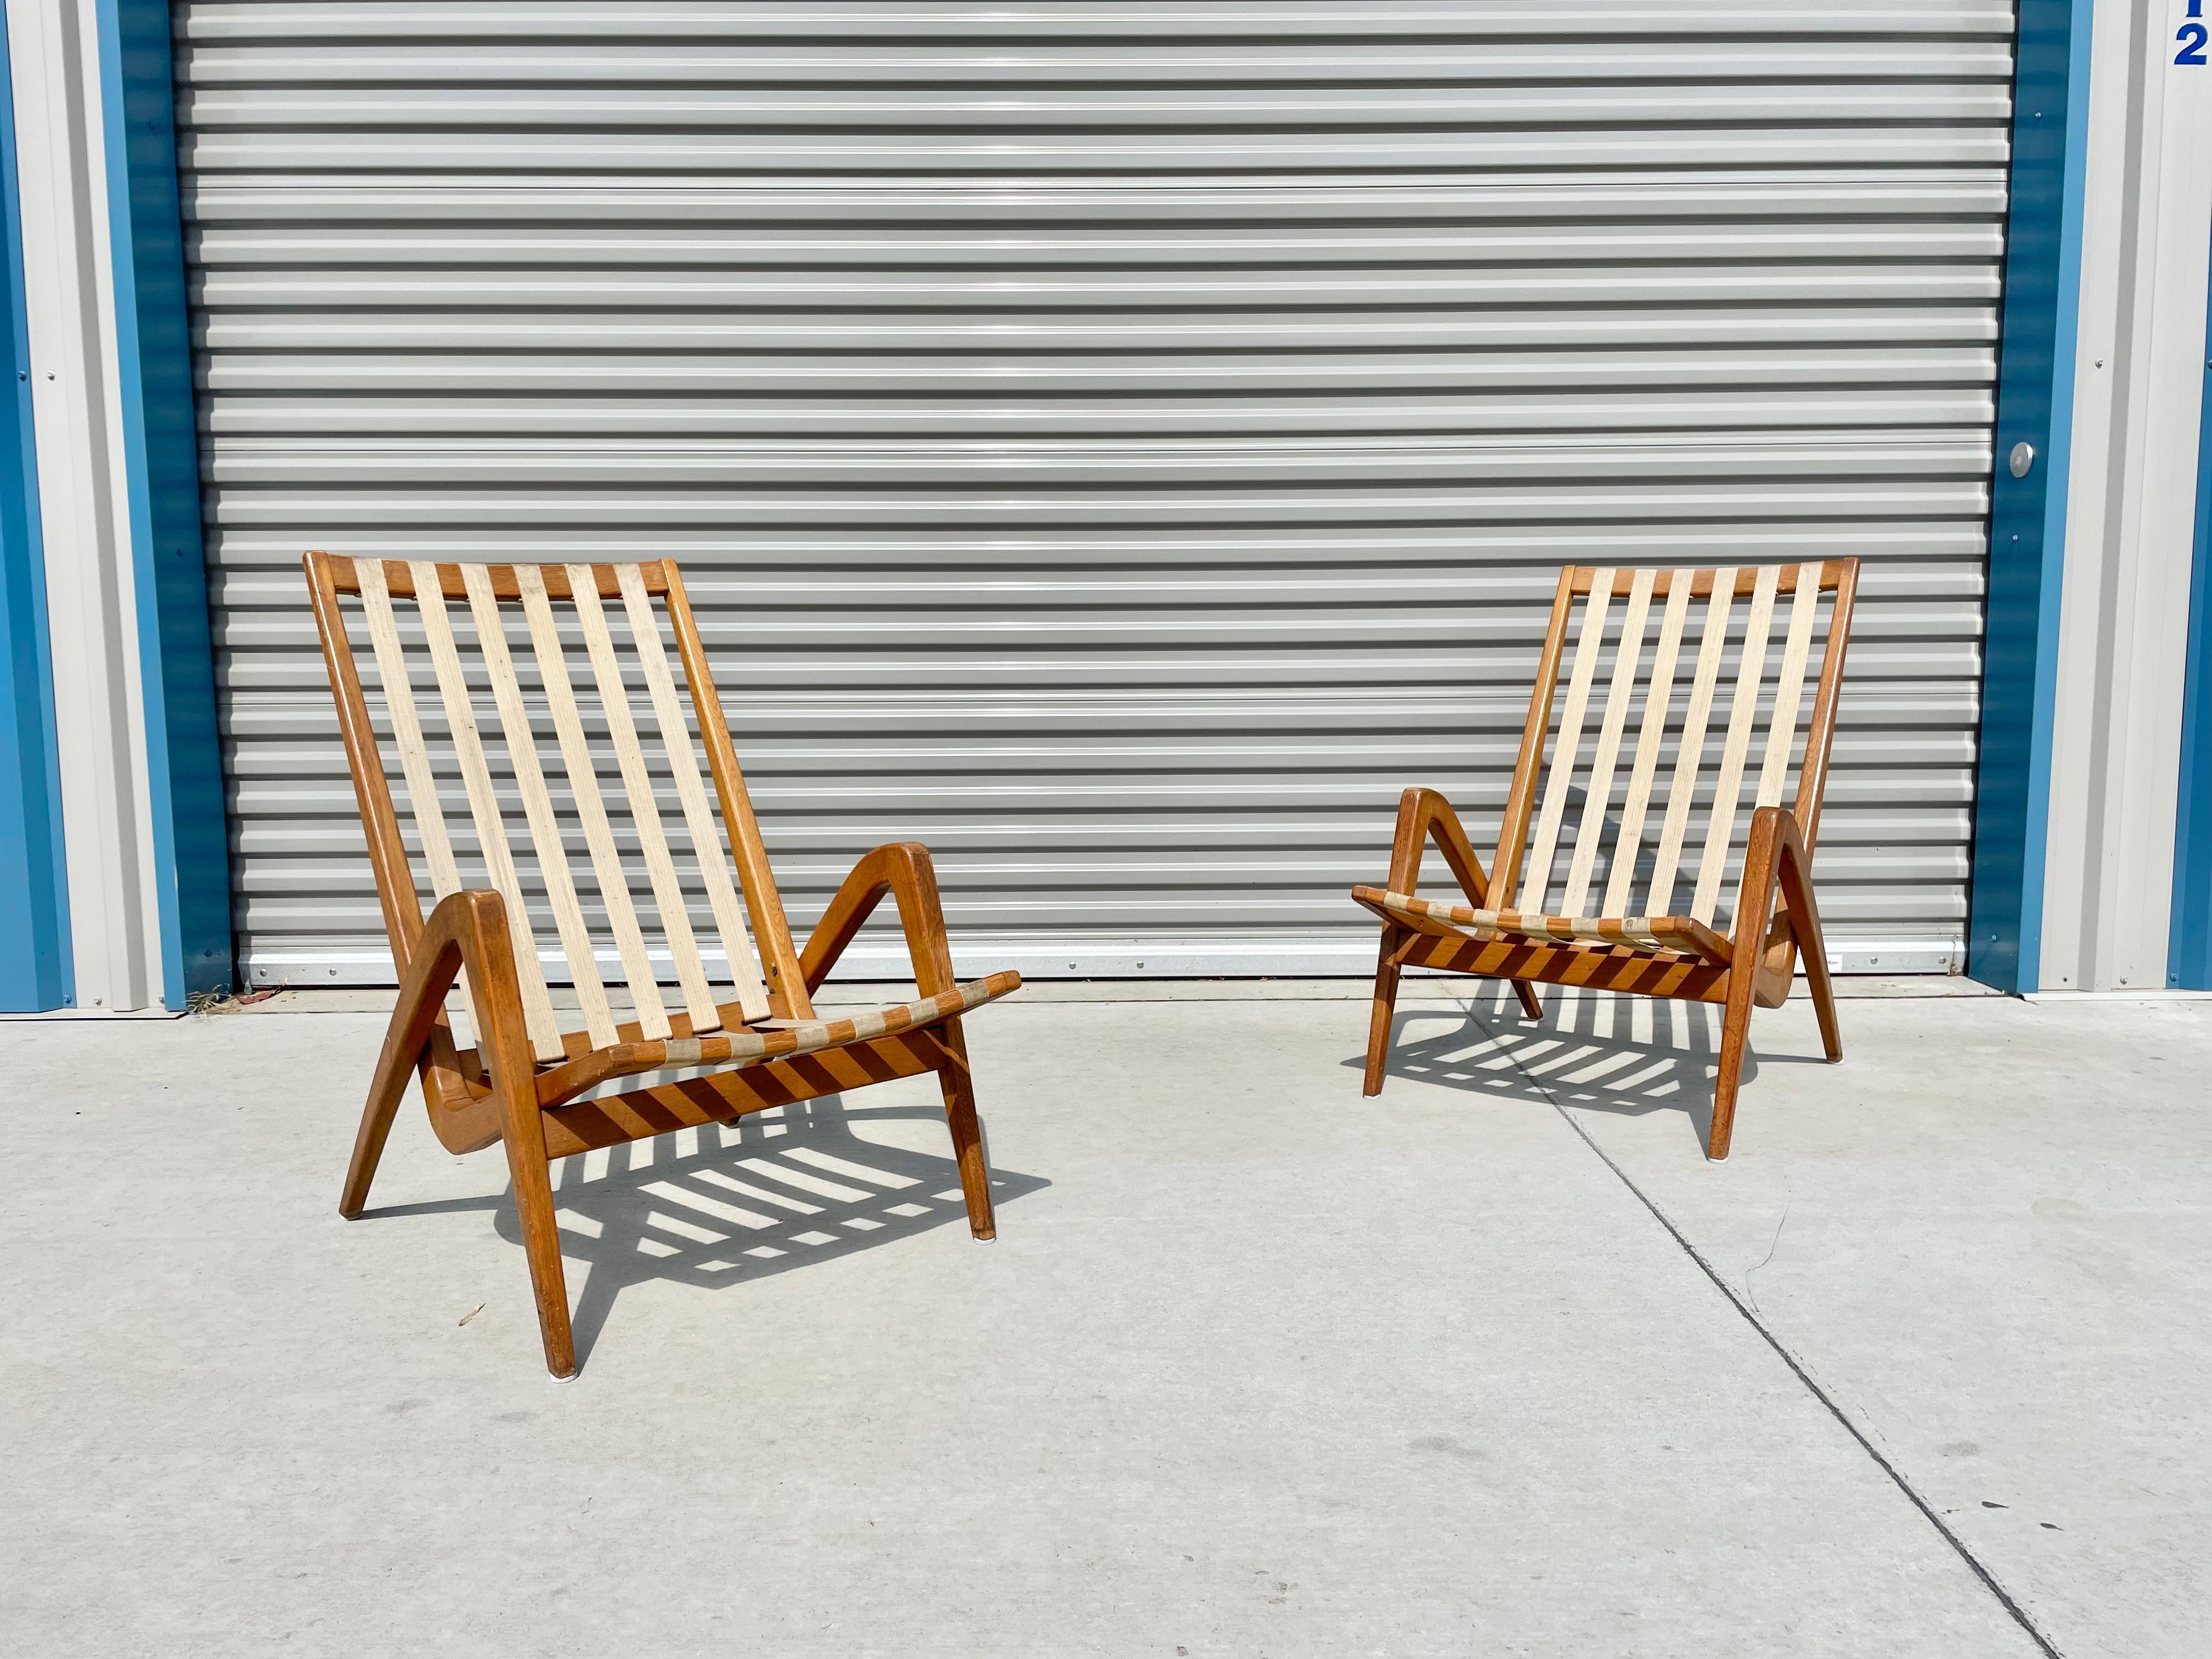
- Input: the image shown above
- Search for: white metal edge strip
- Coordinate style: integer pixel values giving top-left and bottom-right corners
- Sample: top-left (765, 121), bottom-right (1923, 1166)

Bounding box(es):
top-left (240, 934), bottom-right (1972, 986)
top-left (10, 0), bottom-right (161, 1011)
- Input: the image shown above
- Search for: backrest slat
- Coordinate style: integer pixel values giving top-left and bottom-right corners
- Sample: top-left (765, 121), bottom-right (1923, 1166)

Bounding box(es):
top-left (412, 560), bottom-right (566, 1062)
top-left (616, 564), bottom-right (771, 1024)
top-left (357, 560), bottom-right (479, 1042)
top-left (315, 554), bottom-right (789, 1060)
top-left (1755, 569), bottom-right (1824, 812)
top-left (1518, 579), bottom-right (1613, 916)
top-left (1689, 565), bottom-right (1780, 924)
top-left (1560, 567), bottom-right (1655, 918)
top-left (1496, 560), bottom-right (1854, 940)
top-left (515, 568), bottom-right (675, 1042)
top-left (463, 564), bottom-right (620, 1052)
top-left (1645, 574), bottom-right (1734, 918)
top-left (567, 568), bottom-right (725, 1034)
top-left (1791, 558), bottom-right (1861, 841)
top-left (1603, 575), bottom-right (1692, 918)
top-left (662, 567), bottom-right (814, 1020)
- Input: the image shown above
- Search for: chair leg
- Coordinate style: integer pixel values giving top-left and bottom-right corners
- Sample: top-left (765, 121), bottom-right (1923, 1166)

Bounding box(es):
top-left (338, 1069), bottom-right (409, 1219)
top-left (1363, 931), bottom-right (1402, 1096)
top-left (487, 1046), bottom-right (574, 1378)
top-left (1708, 970), bottom-right (1759, 1162)
top-left (500, 1116), bottom-right (577, 1379)
top-left (340, 932), bottom-right (468, 1218)
top-left (1802, 943), bottom-right (1843, 1064)
top-left (1513, 981), bottom-right (1544, 1022)
top-left (1777, 844), bottom-right (1843, 1064)
top-left (934, 1020), bottom-right (997, 1241)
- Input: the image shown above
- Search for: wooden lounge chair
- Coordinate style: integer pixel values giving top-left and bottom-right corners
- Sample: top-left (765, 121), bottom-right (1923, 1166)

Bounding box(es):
top-left (304, 554), bottom-right (1022, 1376)
top-left (1353, 561), bottom-right (1859, 1160)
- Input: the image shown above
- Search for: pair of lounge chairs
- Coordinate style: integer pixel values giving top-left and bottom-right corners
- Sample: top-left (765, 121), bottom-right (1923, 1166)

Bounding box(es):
top-left (308, 554), bottom-right (1858, 1377)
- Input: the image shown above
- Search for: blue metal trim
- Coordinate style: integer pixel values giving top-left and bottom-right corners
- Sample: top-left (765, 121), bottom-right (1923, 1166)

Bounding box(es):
top-left (95, 0), bottom-right (231, 1005)
top-left (1968, 0), bottom-right (2092, 994)
top-left (0, 23), bottom-right (73, 1011)
top-left (2171, 224), bottom-right (2212, 989)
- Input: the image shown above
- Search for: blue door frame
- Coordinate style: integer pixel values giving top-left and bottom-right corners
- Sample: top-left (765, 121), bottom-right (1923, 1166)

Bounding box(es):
top-left (0, 3), bottom-right (232, 1011)
top-left (97, 0), bottom-right (232, 1006)
top-left (1968, 0), bottom-right (2094, 994)
top-left (0, 23), bottom-right (72, 1011)
top-left (2172, 225), bottom-right (2212, 989)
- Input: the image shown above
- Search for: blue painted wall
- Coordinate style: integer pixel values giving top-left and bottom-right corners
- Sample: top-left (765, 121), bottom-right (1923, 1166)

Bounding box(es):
top-left (97, 0), bottom-right (232, 1005)
top-left (0, 22), bottom-right (72, 1011)
top-left (2172, 227), bottom-right (2212, 989)
top-left (1968, 0), bottom-right (2092, 994)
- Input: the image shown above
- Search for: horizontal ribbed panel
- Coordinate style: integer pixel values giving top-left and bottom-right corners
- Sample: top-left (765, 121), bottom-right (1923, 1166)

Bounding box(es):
top-left (179, 0), bottom-right (2008, 981)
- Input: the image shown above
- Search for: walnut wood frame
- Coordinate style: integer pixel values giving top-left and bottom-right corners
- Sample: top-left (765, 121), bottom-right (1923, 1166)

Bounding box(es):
top-left (306, 552), bottom-right (1017, 1376)
top-left (1352, 560), bottom-right (1859, 1160)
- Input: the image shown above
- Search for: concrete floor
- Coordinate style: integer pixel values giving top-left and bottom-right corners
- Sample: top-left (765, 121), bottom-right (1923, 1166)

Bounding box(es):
top-left (1, 985), bottom-right (2205, 1657)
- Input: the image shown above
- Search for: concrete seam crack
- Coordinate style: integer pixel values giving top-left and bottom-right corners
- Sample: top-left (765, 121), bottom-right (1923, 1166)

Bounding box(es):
top-left (1483, 1018), bottom-right (2064, 1659)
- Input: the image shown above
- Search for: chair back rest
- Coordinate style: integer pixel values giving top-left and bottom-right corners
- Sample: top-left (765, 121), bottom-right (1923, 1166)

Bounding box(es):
top-left (1493, 561), bottom-right (1859, 931)
top-left (306, 555), bottom-right (805, 1063)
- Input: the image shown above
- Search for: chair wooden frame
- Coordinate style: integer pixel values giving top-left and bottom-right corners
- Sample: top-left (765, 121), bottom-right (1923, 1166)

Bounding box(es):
top-left (1353, 560), bottom-right (1860, 1160)
top-left (306, 552), bottom-right (1021, 1376)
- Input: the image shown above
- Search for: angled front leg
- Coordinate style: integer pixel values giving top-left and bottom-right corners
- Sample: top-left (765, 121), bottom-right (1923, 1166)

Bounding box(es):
top-left (1710, 805), bottom-right (1834, 1162)
top-left (338, 888), bottom-right (576, 1379)
top-left (1385, 787), bottom-right (1544, 1024)
top-left (453, 889), bottom-right (575, 1379)
top-left (799, 842), bottom-right (997, 1239)
top-left (1362, 925), bottom-right (1404, 1096)
top-left (341, 888), bottom-right (507, 1216)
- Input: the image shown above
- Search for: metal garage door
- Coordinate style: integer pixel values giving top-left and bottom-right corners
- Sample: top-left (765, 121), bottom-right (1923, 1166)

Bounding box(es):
top-left (177, 1), bottom-right (2011, 985)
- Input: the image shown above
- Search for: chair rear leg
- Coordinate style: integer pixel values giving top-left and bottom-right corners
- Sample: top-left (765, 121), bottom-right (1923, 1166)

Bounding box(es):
top-left (934, 1022), bottom-right (997, 1240)
top-left (503, 1128), bottom-right (577, 1379)
top-left (487, 1063), bottom-right (575, 1378)
top-left (1708, 971), bottom-right (1759, 1161)
top-left (1363, 930), bottom-right (1402, 1096)
top-left (1512, 981), bottom-right (1544, 1022)
top-left (1778, 856), bottom-right (1843, 1064)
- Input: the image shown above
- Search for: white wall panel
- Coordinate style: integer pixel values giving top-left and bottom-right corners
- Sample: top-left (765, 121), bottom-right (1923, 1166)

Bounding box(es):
top-left (6, 0), bottom-right (164, 1009)
top-left (2042, 0), bottom-right (2212, 991)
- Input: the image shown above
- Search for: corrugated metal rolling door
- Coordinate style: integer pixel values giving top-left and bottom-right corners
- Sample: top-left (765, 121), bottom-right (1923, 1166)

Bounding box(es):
top-left (177, 1), bottom-right (2012, 985)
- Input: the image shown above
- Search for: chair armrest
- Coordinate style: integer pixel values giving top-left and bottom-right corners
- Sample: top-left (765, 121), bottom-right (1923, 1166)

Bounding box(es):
top-left (1731, 804), bottom-right (1818, 953)
top-left (797, 842), bottom-right (959, 997)
top-left (344, 889), bottom-right (522, 1207)
top-left (1385, 786), bottom-right (1500, 907)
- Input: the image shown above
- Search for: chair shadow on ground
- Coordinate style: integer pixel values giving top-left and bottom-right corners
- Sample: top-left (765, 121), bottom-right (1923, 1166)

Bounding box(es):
top-left (1351, 983), bottom-right (1831, 1150)
top-left (361, 1092), bottom-right (1049, 1364)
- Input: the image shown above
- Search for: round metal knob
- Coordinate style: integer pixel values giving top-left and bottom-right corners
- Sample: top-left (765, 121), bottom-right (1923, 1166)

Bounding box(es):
top-left (2009, 441), bottom-right (2035, 478)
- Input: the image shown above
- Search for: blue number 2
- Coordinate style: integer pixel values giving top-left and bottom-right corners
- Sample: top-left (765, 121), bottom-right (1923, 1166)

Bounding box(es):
top-left (2181, 22), bottom-right (2210, 65)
